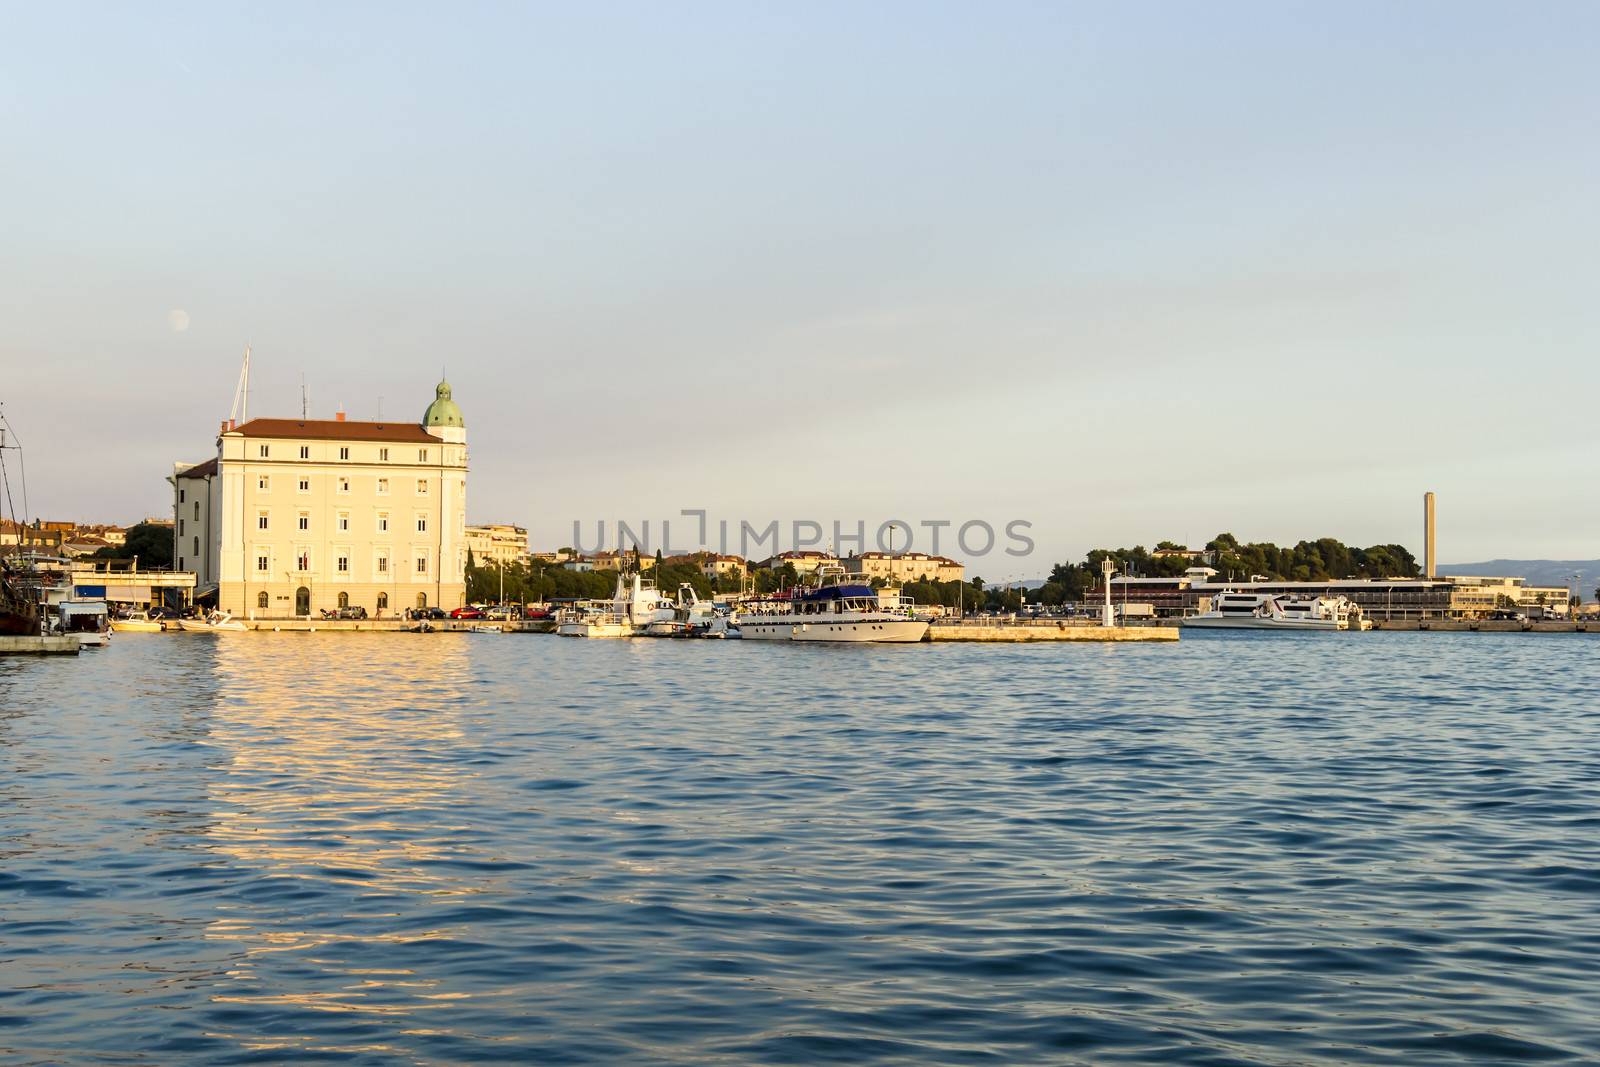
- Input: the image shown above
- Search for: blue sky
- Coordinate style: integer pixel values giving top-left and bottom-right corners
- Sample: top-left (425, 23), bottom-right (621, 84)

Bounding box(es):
top-left (3, 2), bottom-right (1597, 572)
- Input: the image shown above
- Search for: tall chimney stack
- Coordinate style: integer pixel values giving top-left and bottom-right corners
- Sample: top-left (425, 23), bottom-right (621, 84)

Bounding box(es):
top-left (1423, 491), bottom-right (1437, 579)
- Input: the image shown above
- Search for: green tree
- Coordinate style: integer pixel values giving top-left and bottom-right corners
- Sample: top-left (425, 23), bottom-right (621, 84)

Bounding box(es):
top-left (92, 522), bottom-right (174, 568)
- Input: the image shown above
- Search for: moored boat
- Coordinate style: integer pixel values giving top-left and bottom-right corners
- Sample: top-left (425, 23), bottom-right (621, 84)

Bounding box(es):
top-left (58, 600), bottom-right (111, 646)
top-left (1182, 592), bottom-right (1366, 631)
top-left (736, 565), bottom-right (928, 643)
top-left (111, 611), bottom-right (164, 633)
top-left (178, 610), bottom-right (248, 633)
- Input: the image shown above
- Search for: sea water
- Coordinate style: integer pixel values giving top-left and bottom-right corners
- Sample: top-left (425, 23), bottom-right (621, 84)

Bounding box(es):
top-left (2, 632), bottom-right (1597, 1064)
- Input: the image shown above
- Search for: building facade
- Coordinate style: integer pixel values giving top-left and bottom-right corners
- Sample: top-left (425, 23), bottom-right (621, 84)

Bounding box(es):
top-left (843, 552), bottom-right (965, 584)
top-left (755, 550), bottom-right (839, 576)
top-left (465, 523), bottom-right (529, 568)
top-left (176, 380), bottom-right (469, 617)
top-left (1447, 575), bottom-right (1571, 617)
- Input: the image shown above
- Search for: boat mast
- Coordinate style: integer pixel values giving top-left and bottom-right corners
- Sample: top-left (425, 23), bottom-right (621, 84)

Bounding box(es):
top-left (229, 344), bottom-right (252, 425)
top-left (0, 401), bottom-right (27, 534)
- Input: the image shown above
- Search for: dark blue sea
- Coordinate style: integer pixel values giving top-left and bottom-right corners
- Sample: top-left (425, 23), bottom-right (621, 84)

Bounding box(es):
top-left (2, 632), bottom-right (1598, 1065)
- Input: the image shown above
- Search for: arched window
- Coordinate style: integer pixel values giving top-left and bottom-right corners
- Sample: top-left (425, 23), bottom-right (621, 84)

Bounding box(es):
top-left (377, 592), bottom-right (389, 612)
top-left (257, 591), bottom-right (269, 609)
top-left (416, 592), bottom-right (427, 610)
top-left (337, 591), bottom-right (349, 610)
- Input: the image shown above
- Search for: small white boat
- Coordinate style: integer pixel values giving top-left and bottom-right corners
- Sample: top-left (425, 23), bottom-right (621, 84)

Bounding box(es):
top-left (555, 606), bottom-right (633, 638)
top-left (58, 600), bottom-right (111, 646)
top-left (1183, 593), bottom-right (1366, 631)
top-left (178, 610), bottom-right (248, 633)
top-left (467, 623), bottom-right (502, 634)
top-left (111, 612), bottom-right (164, 633)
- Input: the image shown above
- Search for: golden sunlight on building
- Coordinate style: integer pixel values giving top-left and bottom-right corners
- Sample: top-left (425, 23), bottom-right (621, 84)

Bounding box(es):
top-left (173, 380), bottom-right (469, 617)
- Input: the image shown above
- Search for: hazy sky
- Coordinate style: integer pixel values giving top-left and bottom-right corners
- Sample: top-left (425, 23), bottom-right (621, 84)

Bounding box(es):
top-left (3, 2), bottom-right (1597, 574)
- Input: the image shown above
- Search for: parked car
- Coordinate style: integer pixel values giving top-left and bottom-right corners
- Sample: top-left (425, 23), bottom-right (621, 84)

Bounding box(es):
top-left (337, 605), bottom-right (368, 619)
top-left (450, 606), bottom-right (485, 620)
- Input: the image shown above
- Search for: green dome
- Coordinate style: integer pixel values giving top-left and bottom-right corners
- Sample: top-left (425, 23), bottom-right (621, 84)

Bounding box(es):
top-left (423, 379), bottom-right (464, 428)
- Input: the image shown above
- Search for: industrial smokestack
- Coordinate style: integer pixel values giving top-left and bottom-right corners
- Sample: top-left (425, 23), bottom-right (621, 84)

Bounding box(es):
top-left (1424, 492), bottom-right (1437, 579)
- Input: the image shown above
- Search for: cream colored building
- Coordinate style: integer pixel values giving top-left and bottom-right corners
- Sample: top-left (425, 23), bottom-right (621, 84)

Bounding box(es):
top-left (173, 380), bottom-right (469, 617)
top-left (756, 550), bottom-right (838, 576)
top-left (1448, 575), bottom-right (1571, 617)
top-left (843, 552), bottom-right (965, 584)
top-left (465, 523), bottom-right (528, 568)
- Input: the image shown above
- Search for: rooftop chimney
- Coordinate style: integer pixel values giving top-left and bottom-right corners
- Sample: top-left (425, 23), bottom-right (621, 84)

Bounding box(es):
top-left (1424, 491), bottom-right (1437, 579)
top-left (335, 408), bottom-right (346, 422)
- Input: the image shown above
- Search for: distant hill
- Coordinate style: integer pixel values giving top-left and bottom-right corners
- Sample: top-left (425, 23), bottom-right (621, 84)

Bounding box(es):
top-left (1438, 560), bottom-right (1600, 590)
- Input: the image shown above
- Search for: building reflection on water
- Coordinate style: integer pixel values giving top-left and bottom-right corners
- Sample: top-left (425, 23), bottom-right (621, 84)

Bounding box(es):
top-left (200, 635), bottom-right (484, 1056)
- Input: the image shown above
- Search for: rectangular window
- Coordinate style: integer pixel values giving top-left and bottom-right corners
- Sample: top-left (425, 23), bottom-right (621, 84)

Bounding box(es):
top-left (179, 489), bottom-right (186, 503)
top-left (297, 550), bottom-right (311, 572)
top-left (416, 554), bottom-right (428, 574)
top-left (257, 512), bottom-right (269, 530)
top-left (376, 555), bottom-right (389, 574)
top-left (337, 555), bottom-right (349, 573)
top-left (376, 477), bottom-right (389, 495)
top-left (179, 519), bottom-right (185, 535)
top-left (418, 449), bottom-right (429, 462)
top-left (258, 444), bottom-right (269, 458)
top-left (298, 514), bottom-right (309, 531)
top-left (416, 479), bottom-right (428, 495)
top-left (256, 554), bottom-right (269, 573)
top-left (339, 447), bottom-right (349, 461)
top-left (298, 478), bottom-right (310, 493)
top-left (378, 513), bottom-right (389, 533)
top-left (338, 477), bottom-right (350, 494)
top-left (379, 448), bottom-right (389, 462)
top-left (258, 475), bottom-right (269, 491)
top-left (299, 445), bottom-right (310, 460)
top-left (338, 512), bottom-right (350, 532)
top-left (417, 515), bottom-right (427, 533)
top-left (193, 502), bottom-right (200, 520)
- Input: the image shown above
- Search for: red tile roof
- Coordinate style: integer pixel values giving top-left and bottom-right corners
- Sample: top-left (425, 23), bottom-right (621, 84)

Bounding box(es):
top-left (177, 457), bottom-right (218, 479)
top-left (228, 418), bottom-right (438, 443)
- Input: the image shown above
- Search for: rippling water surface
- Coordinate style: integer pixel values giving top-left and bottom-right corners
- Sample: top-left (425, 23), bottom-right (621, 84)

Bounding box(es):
top-left (2, 632), bottom-right (1598, 1064)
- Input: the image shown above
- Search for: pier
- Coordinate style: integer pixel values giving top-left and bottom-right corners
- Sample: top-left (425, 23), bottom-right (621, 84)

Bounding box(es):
top-left (0, 635), bottom-right (81, 655)
top-left (928, 621), bottom-right (1178, 642)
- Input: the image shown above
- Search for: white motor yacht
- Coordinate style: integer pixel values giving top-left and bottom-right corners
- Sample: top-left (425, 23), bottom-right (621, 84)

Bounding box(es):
top-left (736, 565), bottom-right (928, 643)
top-left (1182, 592), bottom-right (1366, 631)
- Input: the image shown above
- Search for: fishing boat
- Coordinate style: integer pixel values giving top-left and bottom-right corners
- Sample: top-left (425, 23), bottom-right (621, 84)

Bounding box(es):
top-left (178, 610), bottom-right (248, 633)
top-left (735, 565), bottom-right (928, 643)
top-left (1, 557), bottom-right (45, 636)
top-left (1182, 592), bottom-right (1367, 631)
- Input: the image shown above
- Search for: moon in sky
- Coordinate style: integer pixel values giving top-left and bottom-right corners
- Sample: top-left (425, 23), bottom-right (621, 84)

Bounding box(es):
top-left (168, 309), bottom-right (190, 332)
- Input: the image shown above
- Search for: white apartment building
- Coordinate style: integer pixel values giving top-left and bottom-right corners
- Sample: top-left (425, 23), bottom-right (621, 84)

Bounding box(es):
top-left (172, 380), bottom-right (469, 617)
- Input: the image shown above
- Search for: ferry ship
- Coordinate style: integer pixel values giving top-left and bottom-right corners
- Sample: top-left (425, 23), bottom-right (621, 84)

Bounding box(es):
top-left (1182, 592), bottom-right (1368, 631)
top-left (736, 566), bottom-right (928, 643)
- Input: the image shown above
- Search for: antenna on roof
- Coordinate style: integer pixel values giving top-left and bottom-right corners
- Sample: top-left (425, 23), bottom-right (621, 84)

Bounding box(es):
top-left (301, 374), bottom-right (309, 419)
top-left (228, 344), bottom-right (251, 426)
top-left (376, 395), bottom-right (384, 420)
